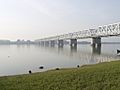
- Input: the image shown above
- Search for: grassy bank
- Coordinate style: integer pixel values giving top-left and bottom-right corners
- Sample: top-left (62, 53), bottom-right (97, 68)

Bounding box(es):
top-left (0, 61), bottom-right (120, 90)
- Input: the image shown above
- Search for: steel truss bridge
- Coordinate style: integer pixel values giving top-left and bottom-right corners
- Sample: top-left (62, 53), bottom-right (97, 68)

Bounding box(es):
top-left (37, 22), bottom-right (120, 41)
top-left (35, 22), bottom-right (120, 53)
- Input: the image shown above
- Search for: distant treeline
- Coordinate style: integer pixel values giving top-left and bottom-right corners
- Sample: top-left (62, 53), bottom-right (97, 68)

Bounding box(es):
top-left (0, 40), bottom-right (120, 45)
top-left (0, 40), bottom-right (35, 45)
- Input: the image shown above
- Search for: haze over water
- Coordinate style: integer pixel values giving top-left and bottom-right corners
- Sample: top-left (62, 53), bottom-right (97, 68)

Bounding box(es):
top-left (0, 43), bottom-right (120, 76)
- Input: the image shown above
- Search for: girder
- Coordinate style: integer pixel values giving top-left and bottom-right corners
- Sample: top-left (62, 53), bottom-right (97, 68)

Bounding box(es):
top-left (36, 22), bottom-right (120, 42)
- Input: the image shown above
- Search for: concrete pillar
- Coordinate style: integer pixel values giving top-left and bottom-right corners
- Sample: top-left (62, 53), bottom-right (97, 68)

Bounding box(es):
top-left (41, 41), bottom-right (45, 46)
top-left (92, 37), bottom-right (101, 47)
top-left (45, 41), bottom-right (49, 46)
top-left (50, 40), bottom-right (55, 47)
top-left (70, 39), bottom-right (77, 49)
top-left (92, 37), bottom-right (101, 54)
top-left (58, 40), bottom-right (64, 48)
top-left (37, 41), bottom-right (40, 45)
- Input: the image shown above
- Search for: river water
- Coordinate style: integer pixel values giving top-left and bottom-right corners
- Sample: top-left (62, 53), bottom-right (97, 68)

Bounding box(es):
top-left (0, 44), bottom-right (120, 76)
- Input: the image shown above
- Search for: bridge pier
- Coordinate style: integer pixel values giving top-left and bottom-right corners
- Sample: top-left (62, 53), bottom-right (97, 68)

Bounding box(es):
top-left (92, 44), bottom-right (101, 54)
top-left (50, 40), bottom-right (55, 47)
top-left (45, 41), bottom-right (49, 46)
top-left (70, 39), bottom-right (77, 50)
top-left (58, 40), bottom-right (64, 48)
top-left (92, 37), bottom-right (101, 54)
top-left (92, 37), bottom-right (101, 47)
top-left (37, 41), bottom-right (40, 45)
top-left (41, 41), bottom-right (45, 46)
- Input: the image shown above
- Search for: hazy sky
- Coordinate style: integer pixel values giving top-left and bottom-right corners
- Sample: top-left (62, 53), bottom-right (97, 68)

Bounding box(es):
top-left (0, 0), bottom-right (120, 41)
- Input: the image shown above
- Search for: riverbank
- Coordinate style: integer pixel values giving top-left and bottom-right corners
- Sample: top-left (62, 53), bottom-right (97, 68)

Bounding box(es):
top-left (0, 61), bottom-right (120, 90)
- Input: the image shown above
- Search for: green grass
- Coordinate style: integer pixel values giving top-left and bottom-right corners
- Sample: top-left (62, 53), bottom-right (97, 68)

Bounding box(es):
top-left (1, 61), bottom-right (120, 90)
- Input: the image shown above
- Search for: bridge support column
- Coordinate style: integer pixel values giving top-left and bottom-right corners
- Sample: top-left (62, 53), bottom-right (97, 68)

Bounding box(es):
top-left (45, 41), bottom-right (49, 46)
top-left (92, 37), bottom-right (101, 47)
top-left (70, 39), bottom-right (77, 50)
top-left (41, 41), bottom-right (45, 46)
top-left (58, 40), bottom-right (64, 48)
top-left (92, 37), bottom-right (101, 54)
top-left (37, 41), bottom-right (40, 45)
top-left (50, 40), bottom-right (55, 47)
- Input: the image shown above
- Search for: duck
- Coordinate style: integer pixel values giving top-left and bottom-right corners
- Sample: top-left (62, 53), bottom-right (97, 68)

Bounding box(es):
top-left (117, 49), bottom-right (120, 55)
top-left (39, 66), bottom-right (44, 69)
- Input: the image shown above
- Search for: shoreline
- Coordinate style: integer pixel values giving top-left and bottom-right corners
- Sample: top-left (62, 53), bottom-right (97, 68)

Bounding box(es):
top-left (0, 60), bottom-right (120, 90)
top-left (0, 60), bottom-right (117, 77)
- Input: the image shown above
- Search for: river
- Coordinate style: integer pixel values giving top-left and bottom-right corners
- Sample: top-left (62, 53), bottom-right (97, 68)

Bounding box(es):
top-left (0, 44), bottom-right (120, 76)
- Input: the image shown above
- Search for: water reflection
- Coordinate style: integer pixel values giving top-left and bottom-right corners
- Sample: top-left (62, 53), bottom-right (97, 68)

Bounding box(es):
top-left (0, 44), bottom-right (120, 76)
top-left (39, 44), bottom-right (120, 64)
top-left (70, 46), bottom-right (77, 53)
top-left (92, 44), bottom-right (101, 55)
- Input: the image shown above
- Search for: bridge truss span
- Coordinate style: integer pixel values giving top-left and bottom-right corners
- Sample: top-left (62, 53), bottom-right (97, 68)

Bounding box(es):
top-left (36, 22), bottom-right (120, 41)
top-left (96, 22), bottom-right (120, 37)
top-left (52, 22), bottom-right (120, 40)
